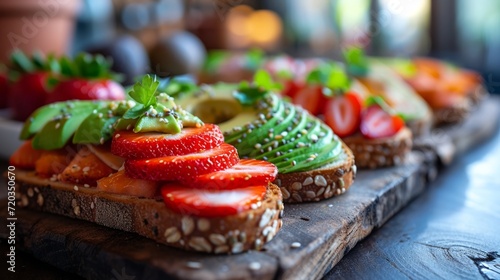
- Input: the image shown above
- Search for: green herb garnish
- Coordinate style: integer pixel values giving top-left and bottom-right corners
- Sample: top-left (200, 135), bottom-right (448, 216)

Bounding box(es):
top-left (343, 47), bottom-right (369, 77)
top-left (364, 95), bottom-right (411, 120)
top-left (234, 70), bottom-right (282, 106)
top-left (244, 48), bottom-right (265, 70)
top-left (203, 50), bottom-right (228, 73)
top-left (306, 63), bottom-right (351, 96)
top-left (123, 75), bottom-right (161, 119)
top-left (121, 75), bottom-right (202, 133)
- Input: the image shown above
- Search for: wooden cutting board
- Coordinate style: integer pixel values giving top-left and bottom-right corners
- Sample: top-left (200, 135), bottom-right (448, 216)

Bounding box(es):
top-left (1, 96), bottom-right (499, 280)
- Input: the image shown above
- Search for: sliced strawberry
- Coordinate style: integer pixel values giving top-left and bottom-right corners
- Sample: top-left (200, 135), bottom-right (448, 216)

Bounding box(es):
top-left (292, 85), bottom-right (325, 115)
top-left (111, 124), bottom-right (224, 159)
top-left (360, 105), bottom-right (405, 139)
top-left (9, 140), bottom-right (44, 169)
top-left (161, 184), bottom-right (267, 217)
top-left (182, 159), bottom-right (277, 190)
top-left (97, 169), bottom-right (158, 198)
top-left (324, 92), bottom-right (362, 137)
top-left (59, 147), bottom-right (114, 185)
top-left (125, 143), bottom-right (239, 181)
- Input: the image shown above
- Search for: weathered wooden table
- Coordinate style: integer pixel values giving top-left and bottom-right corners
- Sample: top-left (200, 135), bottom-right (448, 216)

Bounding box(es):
top-left (1, 97), bottom-right (499, 280)
top-left (326, 109), bottom-right (500, 280)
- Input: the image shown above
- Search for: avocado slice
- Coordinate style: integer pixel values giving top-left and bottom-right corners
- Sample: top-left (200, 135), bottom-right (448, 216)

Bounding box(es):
top-left (32, 103), bottom-right (98, 150)
top-left (20, 101), bottom-right (100, 140)
top-left (134, 115), bottom-right (181, 134)
top-left (175, 83), bottom-right (344, 174)
top-left (73, 101), bottom-right (134, 144)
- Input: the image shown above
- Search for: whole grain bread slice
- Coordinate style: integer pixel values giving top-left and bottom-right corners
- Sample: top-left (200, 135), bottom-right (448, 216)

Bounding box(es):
top-left (13, 170), bottom-right (283, 254)
top-left (275, 142), bottom-right (356, 203)
top-left (434, 84), bottom-right (488, 126)
top-left (343, 127), bottom-right (412, 169)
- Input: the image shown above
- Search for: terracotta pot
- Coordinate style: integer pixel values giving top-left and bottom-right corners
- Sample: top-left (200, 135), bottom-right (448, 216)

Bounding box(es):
top-left (0, 0), bottom-right (80, 64)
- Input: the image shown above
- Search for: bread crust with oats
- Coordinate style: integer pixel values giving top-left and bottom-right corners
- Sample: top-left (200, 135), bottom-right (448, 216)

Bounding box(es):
top-left (13, 170), bottom-right (283, 254)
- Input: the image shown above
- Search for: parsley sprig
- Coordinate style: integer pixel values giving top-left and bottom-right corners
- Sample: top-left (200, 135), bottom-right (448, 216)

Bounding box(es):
top-left (123, 75), bottom-right (161, 119)
top-left (306, 63), bottom-right (351, 96)
top-left (234, 70), bottom-right (282, 105)
top-left (343, 47), bottom-right (369, 77)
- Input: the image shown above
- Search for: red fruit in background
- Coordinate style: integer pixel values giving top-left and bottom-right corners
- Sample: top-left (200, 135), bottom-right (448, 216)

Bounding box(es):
top-left (282, 80), bottom-right (304, 99)
top-left (111, 124), bottom-right (224, 159)
top-left (182, 159), bottom-right (278, 190)
top-left (161, 184), bottom-right (267, 217)
top-left (323, 92), bottom-right (362, 138)
top-left (0, 73), bottom-right (9, 109)
top-left (360, 105), bottom-right (405, 139)
top-left (9, 72), bottom-right (50, 121)
top-left (47, 79), bottom-right (125, 103)
top-left (292, 85), bottom-right (326, 115)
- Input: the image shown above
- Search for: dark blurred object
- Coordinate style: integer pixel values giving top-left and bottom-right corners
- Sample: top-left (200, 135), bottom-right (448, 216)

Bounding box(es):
top-left (0, 0), bottom-right (80, 64)
top-left (185, 0), bottom-right (238, 49)
top-left (149, 31), bottom-right (206, 77)
top-left (72, 0), bottom-right (115, 54)
top-left (185, 0), bottom-right (285, 52)
top-left (86, 35), bottom-right (149, 85)
top-left (113, 0), bottom-right (184, 51)
top-left (119, 0), bottom-right (183, 31)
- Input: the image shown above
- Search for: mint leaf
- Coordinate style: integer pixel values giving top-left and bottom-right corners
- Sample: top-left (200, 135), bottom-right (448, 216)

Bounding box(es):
top-left (238, 80), bottom-right (250, 89)
top-left (128, 75), bottom-right (159, 107)
top-left (254, 69), bottom-right (282, 91)
top-left (123, 104), bottom-right (146, 119)
top-left (233, 70), bottom-right (280, 106)
top-left (161, 79), bottom-right (198, 98)
top-left (233, 87), bottom-right (267, 106)
top-left (306, 68), bottom-right (328, 85)
top-left (203, 51), bottom-right (227, 73)
top-left (245, 48), bottom-right (264, 70)
top-left (306, 63), bottom-right (351, 95)
top-left (344, 47), bottom-right (369, 77)
top-left (326, 67), bottom-right (351, 93)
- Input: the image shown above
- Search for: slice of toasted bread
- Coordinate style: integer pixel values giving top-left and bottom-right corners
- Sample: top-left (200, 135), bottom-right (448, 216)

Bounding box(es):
top-left (343, 127), bottom-right (412, 169)
top-left (13, 170), bottom-right (283, 254)
top-left (433, 84), bottom-right (488, 125)
top-left (353, 62), bottom-right (433, 137)
top-left (275, 142), bottom-right (355, 203)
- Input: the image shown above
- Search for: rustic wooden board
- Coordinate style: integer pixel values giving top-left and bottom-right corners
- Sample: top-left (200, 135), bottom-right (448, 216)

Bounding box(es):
top-left (1, 96), bottom-right (499, 280)
top-left (327, 101), bottom-right (500, 280)
top-left (0, 154), bottom-right (426, 280)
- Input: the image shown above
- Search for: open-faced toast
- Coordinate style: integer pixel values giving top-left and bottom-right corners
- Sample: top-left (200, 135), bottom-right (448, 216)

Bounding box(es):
top-left (8, 76), bottom-right (283, 254)
top-left (175, 81), bottom-right (356, 203)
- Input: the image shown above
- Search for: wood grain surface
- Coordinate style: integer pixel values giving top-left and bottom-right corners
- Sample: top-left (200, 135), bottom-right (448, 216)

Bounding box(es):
top-left (1, 96), bottom-right (499, 280)
top-left (327, 102), bottom-right (500, 280)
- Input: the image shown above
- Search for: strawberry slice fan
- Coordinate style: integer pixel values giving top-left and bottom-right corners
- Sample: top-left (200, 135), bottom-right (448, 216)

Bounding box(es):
top-left (114, 123), bottom-right (278, 218)
top-left (360, 105), bottom-right (405, 139)
top-left (324, 92), bottom-right (362, 138)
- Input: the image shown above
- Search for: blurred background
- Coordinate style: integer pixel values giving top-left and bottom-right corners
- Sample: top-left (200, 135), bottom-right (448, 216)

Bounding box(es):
top-left (0, 0), bottom-right (498, 92)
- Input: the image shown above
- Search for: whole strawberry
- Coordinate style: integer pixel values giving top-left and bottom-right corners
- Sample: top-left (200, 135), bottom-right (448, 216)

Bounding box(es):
top-left (8, 51), bottom-right (58, 120)
top-left (46, 53), bottom-right (125, 103)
